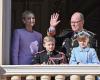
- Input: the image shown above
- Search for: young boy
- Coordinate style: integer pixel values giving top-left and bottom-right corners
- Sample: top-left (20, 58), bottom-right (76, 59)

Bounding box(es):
top-left (69, 31), bottom-right (100, 64)
top-left (33, 36), bottom-right (68, 64)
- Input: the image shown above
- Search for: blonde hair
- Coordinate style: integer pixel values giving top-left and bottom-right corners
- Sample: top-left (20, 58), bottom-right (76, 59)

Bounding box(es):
top-left (43, 36), bottom-right (55, 44)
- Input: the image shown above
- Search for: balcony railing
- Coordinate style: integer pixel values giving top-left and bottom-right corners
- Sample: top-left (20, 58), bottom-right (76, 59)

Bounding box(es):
top-left (0, 65), bottom-right (100, 80)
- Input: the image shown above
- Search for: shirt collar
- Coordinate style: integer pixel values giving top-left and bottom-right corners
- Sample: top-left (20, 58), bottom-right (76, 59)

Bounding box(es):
top-left (78, 46), bottom-right (90, 52)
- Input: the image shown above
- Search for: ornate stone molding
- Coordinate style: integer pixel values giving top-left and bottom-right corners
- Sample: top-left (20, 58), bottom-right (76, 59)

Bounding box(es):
top-left (0, 65), bottom-right (100, 75)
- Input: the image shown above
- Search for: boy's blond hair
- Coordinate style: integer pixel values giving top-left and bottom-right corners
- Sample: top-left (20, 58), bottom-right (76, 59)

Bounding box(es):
top-left (43, 36), bottom-right (55, 44)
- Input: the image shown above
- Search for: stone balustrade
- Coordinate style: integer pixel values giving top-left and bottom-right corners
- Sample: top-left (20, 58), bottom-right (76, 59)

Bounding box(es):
top-left (0, 65), bottom-right (100, 80)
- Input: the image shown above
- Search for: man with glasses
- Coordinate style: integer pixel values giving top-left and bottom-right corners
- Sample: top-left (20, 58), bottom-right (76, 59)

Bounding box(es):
top-left (47, 12), bottom-right (97, 62)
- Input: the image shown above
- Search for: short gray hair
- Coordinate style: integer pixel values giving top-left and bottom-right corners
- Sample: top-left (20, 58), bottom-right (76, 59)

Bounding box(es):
top-left (79, 12), bottom-right (84, 20)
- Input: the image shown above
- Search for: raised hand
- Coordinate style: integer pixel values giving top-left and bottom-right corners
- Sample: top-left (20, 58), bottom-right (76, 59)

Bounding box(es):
top-left (50, 13), bottom-right (60, 28)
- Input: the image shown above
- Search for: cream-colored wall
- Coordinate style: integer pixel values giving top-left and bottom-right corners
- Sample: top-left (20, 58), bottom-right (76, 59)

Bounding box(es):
top-left (0, 0), bottom-right (3, 65)
top-left (0, 0), bottom-right (11, 65)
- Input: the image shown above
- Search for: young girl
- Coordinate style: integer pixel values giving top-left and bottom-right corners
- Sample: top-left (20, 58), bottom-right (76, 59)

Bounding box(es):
top-left (69, 31), bottom-right (99, 64)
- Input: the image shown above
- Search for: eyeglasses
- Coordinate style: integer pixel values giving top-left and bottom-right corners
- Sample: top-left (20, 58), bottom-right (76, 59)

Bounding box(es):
top-left (71, 20), bottom-right (82, 24)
